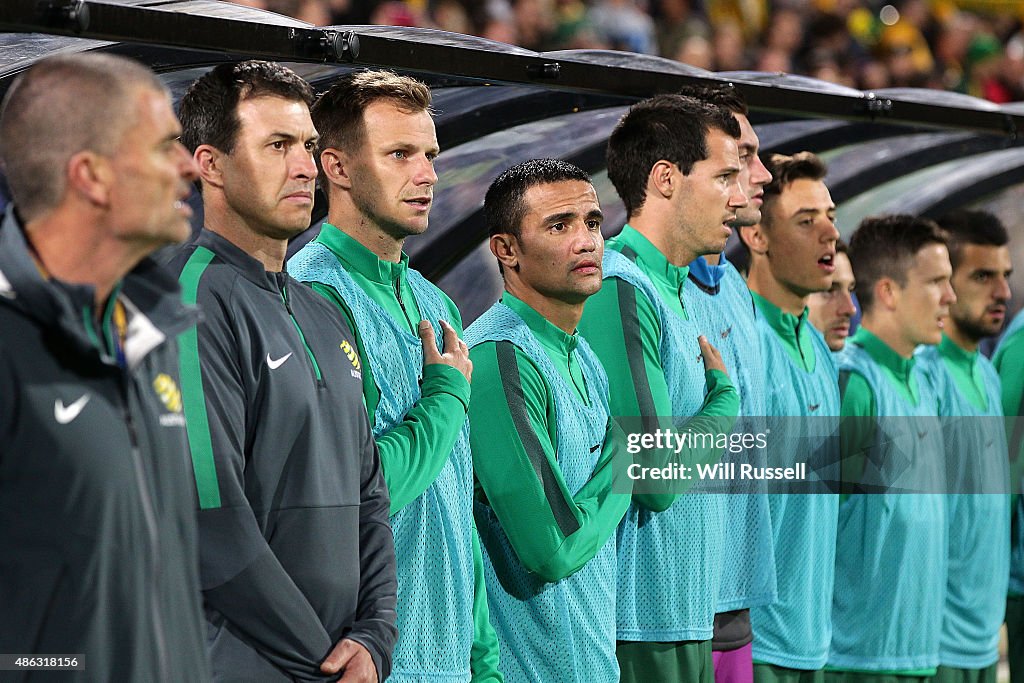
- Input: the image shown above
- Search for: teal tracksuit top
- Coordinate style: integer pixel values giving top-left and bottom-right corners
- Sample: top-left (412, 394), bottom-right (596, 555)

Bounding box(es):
top-left (920, 338), bottom-right (1009, 669)
top-left (748, 293), bottom-right (840, 671)
top-left (684, 255), bottom-right (776, 614)
top-left (832, 331), bottom-right (947, 673)
top-left (290, 242), bottom-right (477, 682)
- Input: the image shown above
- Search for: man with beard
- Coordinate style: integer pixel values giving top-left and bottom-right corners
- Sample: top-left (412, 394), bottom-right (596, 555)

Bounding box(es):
top-left (738, 152), bottom-right (841, 683)
top-left (465, 158), bottom-right (631, 682)
top-left (807, 241), bottom-right (857, 352)
top-left (289, 70), bottom-right (502, 682)
top-left (920, 210), bottom-right (1012, 683)
top-left (829, 215), bottom-right (956, 682)
top-left (170, 61), bottom-right (397, 682)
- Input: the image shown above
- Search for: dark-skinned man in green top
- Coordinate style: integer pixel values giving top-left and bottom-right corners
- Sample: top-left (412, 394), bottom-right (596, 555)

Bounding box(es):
top-left (577, 94), bottom-right (743, 683)
top-left (467, 158), bottom-right (666, 682)
top-left (830, 215), bottom-right (956, 681)
top-left (920, 210), bottom-right (1012, 683)
top-left (289, 70), bottom-right (502, 683)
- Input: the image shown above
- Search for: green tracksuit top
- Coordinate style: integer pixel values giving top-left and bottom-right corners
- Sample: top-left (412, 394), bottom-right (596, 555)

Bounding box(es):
top-left (290, 225), bottom-right (501, 683)
top-left (467, 293), bottom-right (629, 682)
top-left (920, 335), bottom-right (1009, 669)
top-left (578, 225), bottom-right (739, 642)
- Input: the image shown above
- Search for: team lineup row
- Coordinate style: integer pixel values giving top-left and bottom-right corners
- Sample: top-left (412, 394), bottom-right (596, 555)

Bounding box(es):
top-left (0, 52), bottom-right (1020, 683)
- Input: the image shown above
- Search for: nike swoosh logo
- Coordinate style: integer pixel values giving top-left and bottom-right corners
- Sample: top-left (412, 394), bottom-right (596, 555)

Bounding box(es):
top-left (54, 394), bottom-right (90, 424)
top-left (266, 352), bottom-right (293, 370)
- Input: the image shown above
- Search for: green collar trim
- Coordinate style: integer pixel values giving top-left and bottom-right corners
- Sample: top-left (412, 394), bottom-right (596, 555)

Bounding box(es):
top-left (316, 224), bottom-right (409, 285)
top-left (502, 292), bottom-right (580, 354)
top-left (850, 327), bottom-right (916, 383)
top-left (937, 333), bottom-right (978, 371)
top-left (751, 290), bottom-right (809, 346)
top-left (611, 225), bottom-right (689, 292)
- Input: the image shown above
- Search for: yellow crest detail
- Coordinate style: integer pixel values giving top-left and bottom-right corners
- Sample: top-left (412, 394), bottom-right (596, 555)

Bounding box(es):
top-left (153, 373), bottom-right (183, 413)
top-left (340, 340), bottom-right (361, 371)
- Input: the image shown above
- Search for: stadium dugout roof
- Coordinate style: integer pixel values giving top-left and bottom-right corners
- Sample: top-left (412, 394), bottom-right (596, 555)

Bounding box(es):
top-left (2, 0), bottom-right (1024, 321)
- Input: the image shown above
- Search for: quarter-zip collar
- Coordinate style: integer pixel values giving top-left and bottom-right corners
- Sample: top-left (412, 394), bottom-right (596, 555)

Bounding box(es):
top-left (936, 333), bottom-right (987, 411)
top-left (751, 290), bottom-right (815, 373)
top-left (851, 327), bottom-right (916, 384)
top-left (849, 326), bottom-right (920, 406)
top-left (195, 229), bottom-right (284, 292)
top-left (611, 225), bottom-right (690, 294)
top-left (503, 291), bottom-right (580, 356)
top-left (610, 225), bottom-right (690, 318)
top-left (502, 291), bottom-right (589, 403)
top-left (937, 333), bottom-right (978, 370)
top-left (317, 223), bottom-right (410, 287)
top-left (687, 252), bottom-right (729, 292)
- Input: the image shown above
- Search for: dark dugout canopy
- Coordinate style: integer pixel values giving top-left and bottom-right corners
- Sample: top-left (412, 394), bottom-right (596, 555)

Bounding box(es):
top-left (2, 0), bottom-right (1024, 322)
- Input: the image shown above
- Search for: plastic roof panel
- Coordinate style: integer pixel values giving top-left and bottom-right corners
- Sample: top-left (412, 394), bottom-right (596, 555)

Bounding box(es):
top-left (0, 33), bottom-right (107, 72)
top-left (542, 49), bottom-right (713, 77)
top-left (717, 71), bottom-right (864, 96)
top-left (871, 88), bottom-right (1003, 111)
top-left (2, 1), bottom-right (1024, 313)
top-left (823, 131), bottom-right (1009, 203)
top-left (836, 147), bottom-right (1024, 230)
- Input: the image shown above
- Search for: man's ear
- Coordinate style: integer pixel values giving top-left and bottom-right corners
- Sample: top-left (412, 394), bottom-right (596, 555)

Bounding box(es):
top-left (649, 159), bottom-right (677, 199)
top-left (740, 222), bottom-right (768, 256)
top-left (194, 144), bottom-right (225, 189)
top-left (874, 276), bottom-right (899, 311)
top-left (319, 148), bottom-right (352, 191)
top-left (490, 233), bottom-right (520, 273)
top-left (66, 151), bottom-right (112, 207)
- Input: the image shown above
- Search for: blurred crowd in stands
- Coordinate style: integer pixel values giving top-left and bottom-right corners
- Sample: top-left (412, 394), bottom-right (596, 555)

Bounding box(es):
top-left (230, 0), bottom-right (1024, 102)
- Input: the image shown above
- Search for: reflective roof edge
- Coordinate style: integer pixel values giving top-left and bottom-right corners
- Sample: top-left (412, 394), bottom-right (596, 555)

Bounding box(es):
top-left (1, 0), bottom-right (1022, 138)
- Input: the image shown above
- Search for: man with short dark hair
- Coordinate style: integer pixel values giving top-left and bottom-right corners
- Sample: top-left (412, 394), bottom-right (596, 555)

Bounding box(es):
top-left (807, 241), bottom-right (857, 352)
top-left (170, 60), bottom-right (397, 682)
top-left (739, 151), bottom-right (841, 683)
top-left (466, 157), bottom-right (631, 682)
top-left (920, 210), bottom-right (1012, 683)
top-left (289, 70), bottom-right (501, 682)
top-left (829, 214), bottom-right (956, 682)
top-left (578, 94), bottom-right (742, 683)
top-left (680, 84), bottom-right (776, 683)
top-left (0, 52), bottom-right (210, 681)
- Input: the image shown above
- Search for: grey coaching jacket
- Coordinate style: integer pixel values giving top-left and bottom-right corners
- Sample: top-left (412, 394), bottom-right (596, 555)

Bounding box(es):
top-left (0, 207), bottom-right (212, 682)
top-left (167, 229), bottom-right (398, 683)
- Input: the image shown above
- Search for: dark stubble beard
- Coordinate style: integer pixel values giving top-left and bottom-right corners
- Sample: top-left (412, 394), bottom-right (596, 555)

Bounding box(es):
top-left (952, 310), bottom-right (1001, 345)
